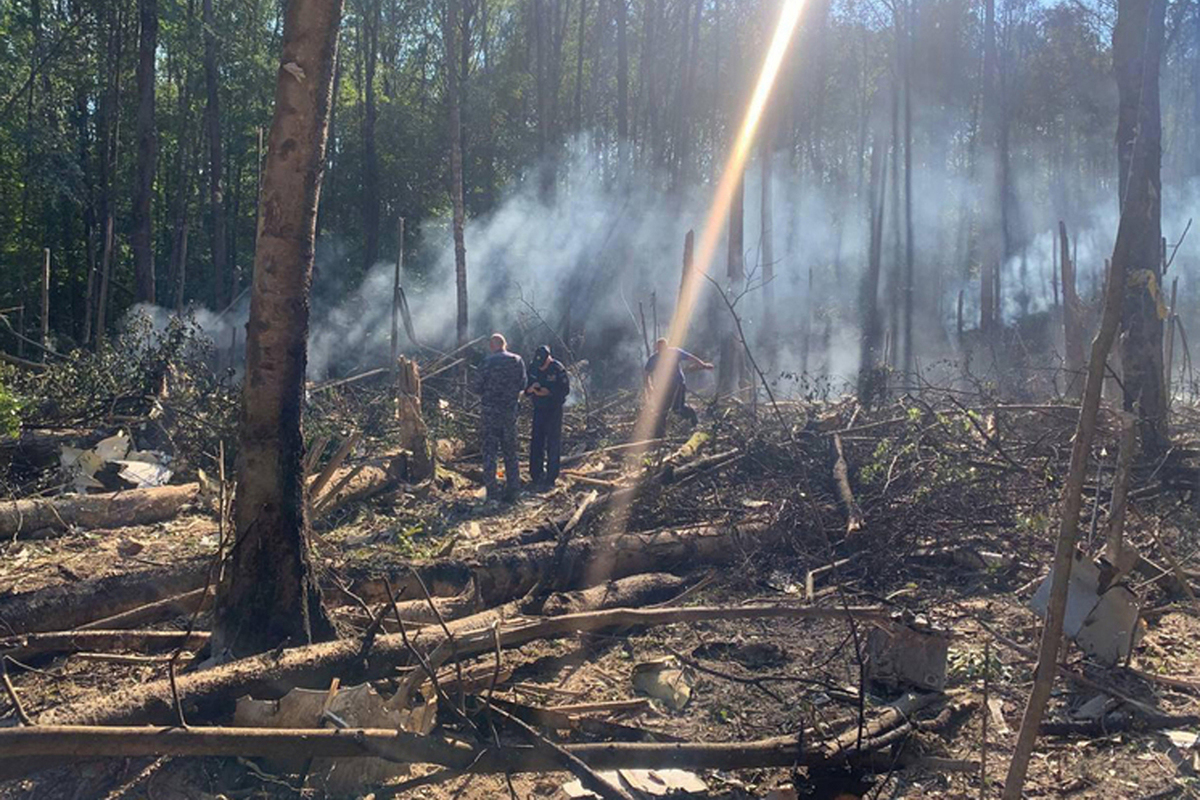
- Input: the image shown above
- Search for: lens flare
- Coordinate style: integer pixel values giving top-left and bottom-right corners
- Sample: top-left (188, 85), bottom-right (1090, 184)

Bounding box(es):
top-left (598, 0), bottom-right (809, 548)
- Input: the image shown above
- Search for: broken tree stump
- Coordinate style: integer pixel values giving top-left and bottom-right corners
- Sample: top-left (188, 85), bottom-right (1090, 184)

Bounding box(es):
top-left (395, 356), bottom-right (433, 482)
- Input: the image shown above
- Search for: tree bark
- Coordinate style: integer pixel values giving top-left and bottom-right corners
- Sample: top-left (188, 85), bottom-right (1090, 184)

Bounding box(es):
top-left (445, 0), bottom-right (469, 348)
top-left (760, 122), bottom-right (775, 367)
top-left (203, 0), bottom-right (229, 310)
top-left (616, 0), bottom-right (629, 173)
top-left (718, 171), bottom-right (745, 395)
top-left (1115, 0), bottom-right (1169, 456)
top-left (360, 0), bottom-right (380, 272)
top-left (132, 0), bottom-right (158, 305)
top-left (1060, 220), bottom-right (1085, 398)
top-left (858, 133), bottom-right (887, 405)
top-left (979, 0), bottom-right (998, 335)
top-left (94, 1), bottom-right (124, 345)
top-left (211, 0), bottom-right (344, 658)
top-left (901, 0), bottom-right (915, 385)
top-left (0, 484), bottom-right (201, 540)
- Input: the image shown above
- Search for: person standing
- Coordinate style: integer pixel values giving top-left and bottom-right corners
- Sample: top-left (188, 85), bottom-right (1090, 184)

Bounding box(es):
top-left (526, 344), bottom-right (570, 489)
top-left (471, 333), bottom-right (526, 502)
top-left (644, 338), bottom-right (713, 436)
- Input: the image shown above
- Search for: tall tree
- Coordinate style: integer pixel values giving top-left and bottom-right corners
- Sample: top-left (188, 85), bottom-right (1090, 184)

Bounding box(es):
top-left (212, 0), bottom-right (344, 658)
top-left (360, 0), bottom-right (381, 271)
top-left (204, 0), bottom-right (229, 309)
top-left (445, 0), bottom-right (469, 348)
top-left (717, 171), bottom-right (745, 395)
top-left (858, 132), bottom-right (887, 405)
top-left (132, 0), bottom-right (159, 305)
top-left (979, 0), bottom-right (998, 334)
top-left (1115, 0), bottom-right (1168, 454)
top-left (760, 121), bottom-right (775, 365)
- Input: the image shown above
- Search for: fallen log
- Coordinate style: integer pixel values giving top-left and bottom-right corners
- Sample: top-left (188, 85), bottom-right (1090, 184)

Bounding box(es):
top-left (0, 483), bottom-right (202, 539)
top-left (0, 557), bottom-right (209, 636)
top-left (11, 604), bottom-right (887, 741)
top-left (2, 519), bottom-right (777, 638)
top-left (348, 519), bottom-right (779, 608)
top-left (78, 587), bottom-right (211, 631)
top-left (0, 719), bottom-right (935, 773)
top-left (313, 457), bottom-right (402, 519)
top-left (1, 629), bottom-right (210, 661)
top-left (541, 573), bottom-right (687, 617)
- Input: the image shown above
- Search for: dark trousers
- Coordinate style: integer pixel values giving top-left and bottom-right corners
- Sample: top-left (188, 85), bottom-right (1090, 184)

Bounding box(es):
top-left (652, 383), bottom-right (697, 437)
top-left (482, 413), bottom-right (520, 500)
top-left (530, 403), bottom-right (564, 484)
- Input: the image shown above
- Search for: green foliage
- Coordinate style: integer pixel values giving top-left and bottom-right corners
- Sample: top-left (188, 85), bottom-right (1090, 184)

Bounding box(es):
top-left (0, 373), bottom-right (21, 439)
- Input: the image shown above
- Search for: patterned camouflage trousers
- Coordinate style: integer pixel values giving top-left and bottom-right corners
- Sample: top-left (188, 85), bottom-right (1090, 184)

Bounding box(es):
top-left (481, 411), bottom-right (520, 500)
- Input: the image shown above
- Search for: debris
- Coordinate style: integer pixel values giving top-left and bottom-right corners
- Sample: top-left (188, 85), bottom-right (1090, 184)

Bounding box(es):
top-left (563, 768), bottom-right (708, 798)
top-left (632, 658), bottom-right (692, 710)
top-left (1072, 694), bottom-right (1114, 721)
top-left (233, 681), bottom-right (435, 794)
top-left (1030, 548), bottom-right (1142, 666)
top-left (987, 697), bottom-right (1011, 734)
top-left (619, 768), bottom-right (707, 795)
top-left (865, 613), bottom-right (951, 692)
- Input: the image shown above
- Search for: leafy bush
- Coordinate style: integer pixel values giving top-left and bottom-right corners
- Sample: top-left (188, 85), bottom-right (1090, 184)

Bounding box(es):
top-left (0, 374), bottom-right (20, 439)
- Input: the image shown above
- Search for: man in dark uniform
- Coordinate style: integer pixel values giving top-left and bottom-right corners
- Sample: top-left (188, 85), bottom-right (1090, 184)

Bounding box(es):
top-left (470, 333), bottom-right (526, 502)
top-left (644, 338), bottom-right (713, 436)
top-left (525, 345), bottom-right (570, 489)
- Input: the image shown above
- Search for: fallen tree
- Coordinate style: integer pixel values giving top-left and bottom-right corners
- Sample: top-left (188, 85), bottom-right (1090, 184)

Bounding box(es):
top-left (0, 689), bottom-right (961, 783)
top-left (0, 557), bottom-right (210, 635)
top-left (0, 483), bottom-right (202, 539)
top-left (0, 629), bottom-right (210, 661)
top-left (2, 519), bottom-right (778, 637)
top-left (0, 603), bottom-right (887, 777)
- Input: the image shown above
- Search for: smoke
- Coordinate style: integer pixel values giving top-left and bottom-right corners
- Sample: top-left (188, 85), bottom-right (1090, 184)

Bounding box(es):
top-left (125, 137), bottom-right (1200, 397)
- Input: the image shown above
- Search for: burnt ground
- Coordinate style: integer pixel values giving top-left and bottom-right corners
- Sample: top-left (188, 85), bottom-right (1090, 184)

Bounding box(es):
top-left (3, 380), bottom-right (1200, 800)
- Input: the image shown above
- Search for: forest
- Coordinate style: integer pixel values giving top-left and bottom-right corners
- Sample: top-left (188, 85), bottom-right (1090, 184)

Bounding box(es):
top-left (1, 0), bottom-right (1200, 797)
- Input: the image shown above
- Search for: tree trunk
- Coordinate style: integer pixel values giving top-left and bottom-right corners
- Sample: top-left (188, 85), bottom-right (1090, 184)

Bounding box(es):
top-left (132, 0), bottom-right (158, 305)
top-left (1115, 0), bottom-right (1168, 456)
top-left (979, 0), bottom-right (998, 335)
top-left (1000, 5), bottom-right (1164, 795)
top-left (760, 123), bottom-right (775, 367)
top-left (718, 171), bottom-right (745, 396)
top-left (445, 0), bottom-right (469, 349)
top-left (1060, 220), bottom-right (1085, 398)
top-left (901, 0), bottom-right (915, 385)
top-left (211, 0), bottom-right (344, 658)
top-left (858, 133), bottom-right (887, 405)
top-left (360, 0), bottom-right (380, 272)
top-left (94, 2), bottom-right (124, 346)
top-left (203, 0), bottom-right (229, 310)
top-left (615, 0), bottom-right (629, 173)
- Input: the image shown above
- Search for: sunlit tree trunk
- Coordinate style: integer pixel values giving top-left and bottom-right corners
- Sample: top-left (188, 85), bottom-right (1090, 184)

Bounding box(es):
top-left (212, 0), bottom-right (343, 658)
top-left (132, 0), bottom-right (158, 305)
top-left (360, 0), bottom-right (380, 271)
top-left (204, 0), bottom-right (229, 309)
top-left (445, 0), bottom-right (469, 348)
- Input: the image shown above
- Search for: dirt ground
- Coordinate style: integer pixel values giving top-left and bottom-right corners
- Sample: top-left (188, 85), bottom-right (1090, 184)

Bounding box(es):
top-left (3, 390), bottom-right (1200, 800)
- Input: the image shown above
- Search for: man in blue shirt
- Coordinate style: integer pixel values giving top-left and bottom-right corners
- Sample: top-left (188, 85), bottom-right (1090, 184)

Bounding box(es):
top-left (643, 338), bottom-right (713, 436)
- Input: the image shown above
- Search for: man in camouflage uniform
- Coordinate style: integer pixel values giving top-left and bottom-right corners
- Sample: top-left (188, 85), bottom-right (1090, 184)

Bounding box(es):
top-left (471, 333), bottom-right (527, 502)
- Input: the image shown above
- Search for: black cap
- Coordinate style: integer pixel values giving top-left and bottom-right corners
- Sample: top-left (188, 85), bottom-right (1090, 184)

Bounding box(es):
top-left (534, 345), bottom-right (551, 361)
